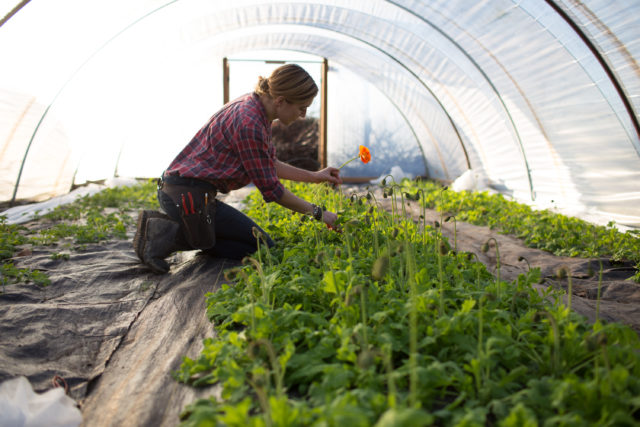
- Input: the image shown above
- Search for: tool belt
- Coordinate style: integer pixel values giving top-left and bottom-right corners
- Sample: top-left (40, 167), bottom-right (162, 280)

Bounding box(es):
top-left (157, 174), bottom-right (217, 249)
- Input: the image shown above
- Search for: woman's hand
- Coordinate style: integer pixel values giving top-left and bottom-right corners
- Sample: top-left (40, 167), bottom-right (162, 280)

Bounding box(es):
top-left (322, 209), bottom-right (338, 226)
top-left (315, 167), bottom-right (342, 186)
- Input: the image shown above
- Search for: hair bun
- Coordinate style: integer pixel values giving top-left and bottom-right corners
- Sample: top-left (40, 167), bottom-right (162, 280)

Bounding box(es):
top-left (256, 76), bottom-right (270, 94)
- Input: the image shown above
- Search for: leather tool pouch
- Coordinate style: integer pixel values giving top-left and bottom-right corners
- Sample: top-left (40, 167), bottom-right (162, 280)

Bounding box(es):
top-left (160, 184), bottom-right (216, 249)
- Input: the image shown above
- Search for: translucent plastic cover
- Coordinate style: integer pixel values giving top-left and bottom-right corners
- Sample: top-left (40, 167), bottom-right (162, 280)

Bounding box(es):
top-left (1, 0), bottom-right (638, 227)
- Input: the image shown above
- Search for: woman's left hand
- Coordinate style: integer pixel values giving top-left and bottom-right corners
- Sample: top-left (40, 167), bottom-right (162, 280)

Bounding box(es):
top-left (315, 167), bottom-right (342, 186)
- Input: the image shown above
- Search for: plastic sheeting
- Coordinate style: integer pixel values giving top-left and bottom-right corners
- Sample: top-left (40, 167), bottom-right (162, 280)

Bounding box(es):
top-left (1, 0), bottom-right (639, 226)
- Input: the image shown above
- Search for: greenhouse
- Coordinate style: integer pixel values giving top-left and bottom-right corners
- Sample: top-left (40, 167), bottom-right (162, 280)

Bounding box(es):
top-left (0, 1), bottom-right (639, 426)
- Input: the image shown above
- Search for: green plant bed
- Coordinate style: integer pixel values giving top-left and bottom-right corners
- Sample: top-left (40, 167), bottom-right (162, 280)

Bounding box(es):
top-left (176, 182), bottom-right (640, 426)
top-left (0, 180), bottom-right (159, 290)
top-left (399, 179), bottom-right (640, 263)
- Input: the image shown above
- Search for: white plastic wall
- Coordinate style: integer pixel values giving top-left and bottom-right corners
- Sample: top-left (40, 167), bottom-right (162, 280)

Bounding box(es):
top-left (1, 0), bottom-right (639, 227)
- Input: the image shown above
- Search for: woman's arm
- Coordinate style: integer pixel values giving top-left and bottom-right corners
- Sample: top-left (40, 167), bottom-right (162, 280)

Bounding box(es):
top-left (275, 160), bottom-right (342, 186)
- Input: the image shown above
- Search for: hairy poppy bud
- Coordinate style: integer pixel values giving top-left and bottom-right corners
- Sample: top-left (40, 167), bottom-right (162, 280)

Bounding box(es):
top-left (371, 255), bottom-right (390, 281)
top-left (556, 266), bottom-right (568, 280)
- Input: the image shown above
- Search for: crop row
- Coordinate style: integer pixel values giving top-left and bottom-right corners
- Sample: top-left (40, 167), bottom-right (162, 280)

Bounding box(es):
top-left (398, 180), bottom-right (640, 266)
top-left (0, 180), bottom-right (159, 289)
top-left (176, 181), bottom-right (640, 426)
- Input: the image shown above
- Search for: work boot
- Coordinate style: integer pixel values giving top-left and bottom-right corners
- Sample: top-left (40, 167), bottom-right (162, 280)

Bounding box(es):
top-left (141, 217), bottom-right (182, 274)
top-left (133, 210), bottom-right (171, 261)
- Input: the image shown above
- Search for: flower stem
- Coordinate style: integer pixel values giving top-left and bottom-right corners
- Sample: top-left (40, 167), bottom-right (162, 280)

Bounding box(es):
top-left (338, 156), bottom-right (358, 170)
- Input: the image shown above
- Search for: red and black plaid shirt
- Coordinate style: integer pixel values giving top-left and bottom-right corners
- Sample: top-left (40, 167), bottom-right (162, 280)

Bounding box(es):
top-left (165, 93), bottom-right (285, 202)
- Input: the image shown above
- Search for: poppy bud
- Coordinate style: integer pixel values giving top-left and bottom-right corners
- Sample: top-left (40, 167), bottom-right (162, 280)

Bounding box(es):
top-left (439, 241), bottom-right (448, 255)
top-left (357, 349), bottom-right (375, 369)
top-left (371, 255), bottom-right (390, 281)
top-left (556, 266), bottom-right (568, 280)
top-left (253, 374), bottom-right (267, 388)
top-left (224, 268), bottom-right (240, 282)
top-left (481, 242), bottom-right (490, 253)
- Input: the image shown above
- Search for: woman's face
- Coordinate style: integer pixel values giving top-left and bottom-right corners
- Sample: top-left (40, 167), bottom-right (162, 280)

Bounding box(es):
top-left (275, 98), bottom-right (313, 126)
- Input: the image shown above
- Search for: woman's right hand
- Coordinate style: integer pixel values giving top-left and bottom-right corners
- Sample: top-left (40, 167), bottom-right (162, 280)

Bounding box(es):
top-left (322, 209), bottom-right (338, 226)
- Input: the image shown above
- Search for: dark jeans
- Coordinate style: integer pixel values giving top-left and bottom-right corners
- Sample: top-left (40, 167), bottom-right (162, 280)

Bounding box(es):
top-left (158, 189), bottom-right (274, 260)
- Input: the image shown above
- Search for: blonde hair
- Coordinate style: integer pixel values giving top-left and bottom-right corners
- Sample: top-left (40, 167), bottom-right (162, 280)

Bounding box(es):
top-left (255, 64), bottom-right (318, 104)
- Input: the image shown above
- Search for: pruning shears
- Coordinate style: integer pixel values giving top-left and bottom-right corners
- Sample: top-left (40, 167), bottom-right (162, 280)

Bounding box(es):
top-left (181, 192), bottom-right (196, 215)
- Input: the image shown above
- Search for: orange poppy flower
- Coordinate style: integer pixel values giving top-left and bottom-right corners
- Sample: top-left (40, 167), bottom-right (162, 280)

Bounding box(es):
top-left (339, 145), bottom-right (372, 169)
top-left (359, 145), bottom-right (371, 164)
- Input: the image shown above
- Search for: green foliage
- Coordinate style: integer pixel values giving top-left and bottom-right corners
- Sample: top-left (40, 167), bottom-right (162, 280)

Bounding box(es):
top-left (177, 182), bottom-right (640, 426)
top-left (0, 216), bottom-right (28, 260)
top-left (1, 180), bottom-right (158, 291)
top-left (403, 179), bottom-right (640, 263)
top-left (1, 261), bottom-right (50, 287)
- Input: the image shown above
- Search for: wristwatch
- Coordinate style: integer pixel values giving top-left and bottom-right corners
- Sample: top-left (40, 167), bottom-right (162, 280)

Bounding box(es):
top-left (311, 204), bottom-right (323, 221)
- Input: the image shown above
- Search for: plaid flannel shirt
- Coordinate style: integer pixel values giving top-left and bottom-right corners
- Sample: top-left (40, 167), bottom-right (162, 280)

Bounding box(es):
top-left (165, 93), bottom-right (285, 202)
